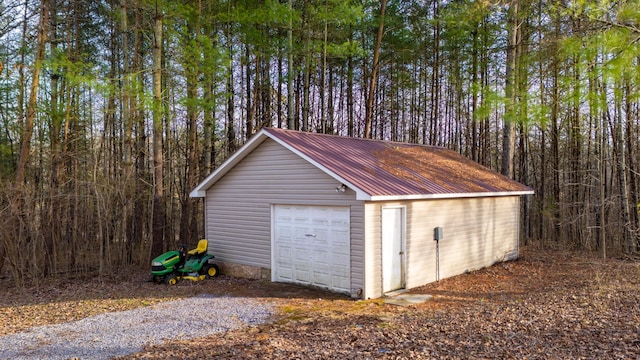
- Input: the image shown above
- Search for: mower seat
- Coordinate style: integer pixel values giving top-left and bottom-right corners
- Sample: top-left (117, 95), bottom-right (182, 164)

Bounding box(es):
top-left (187, 239), bottom-right (208, 256)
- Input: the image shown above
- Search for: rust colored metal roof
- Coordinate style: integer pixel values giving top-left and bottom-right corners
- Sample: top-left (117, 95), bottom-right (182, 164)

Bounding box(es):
top-left (263, 127), bottom-right (533, 199)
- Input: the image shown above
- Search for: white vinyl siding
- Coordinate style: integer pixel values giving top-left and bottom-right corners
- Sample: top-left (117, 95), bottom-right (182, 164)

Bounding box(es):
top-left (204, 139), bottom-right (364, 293)
top-left (364, 196), bottom-right (520, 298)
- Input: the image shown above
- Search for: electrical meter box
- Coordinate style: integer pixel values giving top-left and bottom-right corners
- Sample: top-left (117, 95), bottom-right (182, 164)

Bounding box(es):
top-left (434, 227), bottom-right (443, 241)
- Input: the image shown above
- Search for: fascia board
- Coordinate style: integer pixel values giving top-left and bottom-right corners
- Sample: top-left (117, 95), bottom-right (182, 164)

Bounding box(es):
top-left (368, 190), bottom-right (534, 202)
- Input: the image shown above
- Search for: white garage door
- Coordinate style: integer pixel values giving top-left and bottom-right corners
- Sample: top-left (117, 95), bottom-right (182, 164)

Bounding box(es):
top-left (273, 205), bottom-right (350, 293)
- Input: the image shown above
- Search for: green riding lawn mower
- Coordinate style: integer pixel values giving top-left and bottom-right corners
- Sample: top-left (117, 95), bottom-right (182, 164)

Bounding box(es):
top-left (151, 239), bottom-right (220, 285)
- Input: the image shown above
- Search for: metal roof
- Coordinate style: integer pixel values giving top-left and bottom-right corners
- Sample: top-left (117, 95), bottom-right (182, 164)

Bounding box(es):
top-left (191, 128), bottom-right (534, 200)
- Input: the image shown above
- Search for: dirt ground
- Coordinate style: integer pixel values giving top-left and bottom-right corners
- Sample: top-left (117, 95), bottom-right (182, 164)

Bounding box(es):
top-left (2, 246), bottom-right (639, 359)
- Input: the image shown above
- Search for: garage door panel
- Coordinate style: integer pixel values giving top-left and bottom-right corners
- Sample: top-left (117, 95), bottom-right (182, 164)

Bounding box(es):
top-left (311, 208), bottom-right (329, 222)
top-left (312, 218), bottom-right (329, 226)
top-left (275, 209), bottom-right (293, 222)
top-left (332, 263), bottom-right (348, 272)
top-left (295, 270), bottom-right (310, 283)
top-left (332, 271), bottom-right (348, 283)
top-left (277, 226), bottom-right (292, 237)
top-left (332, 228), bottom-right (349, 240)
top-left (293, 227), bottom-right (308, 240)
top-left (312, 228), bottom-right (328, 241)
top-left (276, 246), bottom-right (291, 259)
top-left (274, 205), bottom-right (350, 294)
top-left (333, 280), bottom-right (348, 290)
top-left (277, 264), bottom-right (293, 280)
top-left (293, 253), bottom-right (309, 264)
top-left (313, 272), bottom-right (330, 287)
top-left (294, 214), bottom-right (309, 224)
top-left (331, 218), bottom-right (349, 226)
top-left (332, 253), bottom-right (349, 265)
top-left (294, 248), bottom-right (310, 261)
top-left (313, 249), bottom-right (330, 266)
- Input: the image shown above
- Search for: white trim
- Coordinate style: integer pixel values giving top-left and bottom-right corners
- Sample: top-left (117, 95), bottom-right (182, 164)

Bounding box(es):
top-left (515, 196), bottom-right (521, 258)
top-left (369, 190), bottom-right (534, 202)
top-left (270, 204), bottom-right (276, 282)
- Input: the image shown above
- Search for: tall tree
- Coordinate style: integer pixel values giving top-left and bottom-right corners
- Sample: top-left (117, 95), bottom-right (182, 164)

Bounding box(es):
top-left (502, 0), bottom-right (519, 178)
top-left (178, 0), bottom-right (200, 246)
top-left (364, 0), bottom-right (387, 139)
top-left (150, 0), bottom-right (165, 259)
top-left (4, 0), bottom-right (49, 282)
top-left (287, 0), bottom-right (295, 130)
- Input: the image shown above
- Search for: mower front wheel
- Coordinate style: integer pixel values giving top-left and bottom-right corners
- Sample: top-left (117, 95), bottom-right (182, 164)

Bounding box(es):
top-left (164, 274), bottom-right (178, 285)
top-left (152, 275), bottom-right (164, 284)
top-left (203, 264), bottom-right (220, 278)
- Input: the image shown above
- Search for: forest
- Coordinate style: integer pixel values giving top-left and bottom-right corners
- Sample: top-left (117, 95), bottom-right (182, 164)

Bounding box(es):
top-left (0, 0), bottom-right (638, 285)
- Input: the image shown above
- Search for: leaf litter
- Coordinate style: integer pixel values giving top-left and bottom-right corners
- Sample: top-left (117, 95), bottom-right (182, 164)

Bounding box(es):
top-left (2, 247), bottom-right (640, 359)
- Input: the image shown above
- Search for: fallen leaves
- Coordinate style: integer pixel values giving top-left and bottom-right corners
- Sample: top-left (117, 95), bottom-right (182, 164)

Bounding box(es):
top-left (2, 247), bottom-right (640, 359)
top-left (123, 248), bottom-right (640, 359)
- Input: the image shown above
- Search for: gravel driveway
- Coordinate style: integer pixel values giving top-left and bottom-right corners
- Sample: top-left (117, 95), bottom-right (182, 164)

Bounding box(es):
top-left (0, 295), bottom-right (273, 360)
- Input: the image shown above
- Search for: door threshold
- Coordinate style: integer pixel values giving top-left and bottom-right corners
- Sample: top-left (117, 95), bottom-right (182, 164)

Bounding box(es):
top-left (384, 289), bottom-right (408, 297)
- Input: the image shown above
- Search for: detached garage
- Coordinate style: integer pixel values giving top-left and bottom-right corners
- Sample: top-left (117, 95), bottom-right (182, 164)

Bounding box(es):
top-left (190, 128), bottom-right (533, 299)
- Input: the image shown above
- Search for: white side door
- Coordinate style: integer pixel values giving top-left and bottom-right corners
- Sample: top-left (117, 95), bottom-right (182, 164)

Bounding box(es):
top-left (382, 207), bottom-right (405, 293)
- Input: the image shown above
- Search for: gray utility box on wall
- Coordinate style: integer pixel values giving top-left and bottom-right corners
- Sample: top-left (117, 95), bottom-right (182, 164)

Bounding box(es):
top-left (434, 226), bottom-right (443, 241)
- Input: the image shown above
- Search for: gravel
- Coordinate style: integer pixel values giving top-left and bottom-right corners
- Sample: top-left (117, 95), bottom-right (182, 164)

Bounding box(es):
top-left (0, 295), bottom-right (274, 360)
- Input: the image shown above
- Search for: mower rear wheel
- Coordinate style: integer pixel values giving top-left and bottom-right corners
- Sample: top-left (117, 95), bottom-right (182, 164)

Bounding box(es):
top-left (203, 264), bottom-right (219, 278)
top-left (164, 274), bottom-right (178, 285)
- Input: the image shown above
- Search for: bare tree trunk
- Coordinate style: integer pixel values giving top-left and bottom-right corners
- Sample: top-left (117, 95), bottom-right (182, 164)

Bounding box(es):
top-left (471, 24), bottom-right (479, 162)
top-left (428, 0), bottom-right (440, 146)
top-left (120, 0), bottom-right (137, 264)
top-left (245, 45), bottom-right (254, 137)
top-left (302, 31), bottom-right (311, 132)
top-left (550, 19), bottom-right (561, 242)
top-left (180, 2), bottom-right (201, 246)
top-left (347, 52), bottom-right (354, 137)
top-left (4, 0), bottom-right (49, 282)
top-left (15, 4), bottom-right (48, 188)
top-left (225, 19), bottom-right (236, 156)
top-left (150, 2), bottom-right (165, 260)
top-left (121, 0), bottom-right (133, 165)
top-left (502, 0), bottom-right (518, 178)
top-left (363, 0), bottom-right (387, 139)
top-left (625, 84), bottom-right (639, 252)
top-left (133, 1), bottom-right (146, 265)
top-left (43, 0), bottom-right (61, 277)
top-left (598, 98), bottom-right (606, 259)
top-left (287, 0), bottom-right (295, 130)
top-left (320, 16), bottom-right (328, 134)
top-left (618, 82), bottom-right (633, 254)
top-left (260, 48), bottom-right (271, 130)
top-left (203, 6), bottom-right (216, 175)
top-left (327, 66), bottom-right (335, 134)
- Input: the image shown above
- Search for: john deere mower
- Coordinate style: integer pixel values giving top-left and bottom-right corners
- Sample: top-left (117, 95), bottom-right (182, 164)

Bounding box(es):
top-left (151, 239), bottom-right (219, 284)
